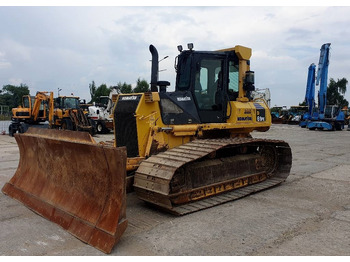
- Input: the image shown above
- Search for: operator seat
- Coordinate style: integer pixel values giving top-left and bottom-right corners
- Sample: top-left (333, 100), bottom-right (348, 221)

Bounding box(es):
top-left (213, 71), bottom-right (223, 110)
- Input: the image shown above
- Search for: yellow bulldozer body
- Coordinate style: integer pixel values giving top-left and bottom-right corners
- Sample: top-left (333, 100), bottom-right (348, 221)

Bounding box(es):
top-left (119, 91), bottom-right (271, 172)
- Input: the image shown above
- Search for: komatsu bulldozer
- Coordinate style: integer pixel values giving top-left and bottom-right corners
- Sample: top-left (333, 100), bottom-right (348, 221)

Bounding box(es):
top-left (2, 44), bottom-right (292, 254)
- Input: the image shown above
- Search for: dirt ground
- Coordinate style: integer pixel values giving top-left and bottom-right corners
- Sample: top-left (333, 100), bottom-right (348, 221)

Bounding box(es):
top-left (0, 124), bottom-right (349, 256)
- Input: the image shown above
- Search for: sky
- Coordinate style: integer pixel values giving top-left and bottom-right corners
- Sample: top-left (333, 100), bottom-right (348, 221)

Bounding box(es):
top-left (1, 1), bottom-right (350, 107)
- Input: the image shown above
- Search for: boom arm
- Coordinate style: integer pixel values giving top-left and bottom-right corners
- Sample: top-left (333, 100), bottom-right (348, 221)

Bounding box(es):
top-left (32, 91), bottom-right (54, 126)
top-left (316, 43), bottom-right (331, 117)
top-left (305, 63), bottom-right (316, 116)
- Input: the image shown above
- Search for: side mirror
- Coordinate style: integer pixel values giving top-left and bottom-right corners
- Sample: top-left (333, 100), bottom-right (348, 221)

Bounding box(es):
top-left (244, 71), bottom-right (255, 91)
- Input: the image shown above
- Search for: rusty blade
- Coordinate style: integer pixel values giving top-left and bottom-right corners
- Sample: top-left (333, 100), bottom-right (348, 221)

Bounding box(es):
top-left (1, 128), bottom-right (128, 253)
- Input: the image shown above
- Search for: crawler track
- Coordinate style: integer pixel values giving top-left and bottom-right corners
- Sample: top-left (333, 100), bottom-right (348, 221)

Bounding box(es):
top-left (134, 138), bottom-right (292, 215)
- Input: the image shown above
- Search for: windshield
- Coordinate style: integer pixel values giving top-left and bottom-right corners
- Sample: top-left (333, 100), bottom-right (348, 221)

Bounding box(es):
top-left (63, 97), bottom-right (79, 109)
top-left (99, 97), bottom-right (110, 107)
top-left (23, 96), bottom-right (30, 108)
top-left (176, 53), bottom-right (192, 91)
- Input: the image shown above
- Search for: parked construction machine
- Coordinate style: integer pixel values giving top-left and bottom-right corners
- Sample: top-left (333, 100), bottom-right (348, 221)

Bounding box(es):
top-left (8, 91), bottom-right (54, 136)
top-left (301, 43), bottom-right (345, 130)
top-left (9, 92), bottom-right (95, 136)
top-left (2, 44), bottom-right (292, 253)
top-left (299, 63), bottom-right (317, 128)
top-left (52, 95), bottom-right (96, 135)
top-left (88, 89), bottom-right (119, 133)
top-left (251, 88), bottom-right (271, 107)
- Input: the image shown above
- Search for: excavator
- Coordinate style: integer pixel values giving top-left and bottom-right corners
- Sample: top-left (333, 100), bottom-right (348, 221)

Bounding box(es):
top-left (8, 91), bottom-right (54, 136)
top-left (9, 92), bottom-right (95, 135)
top-left (2, 44), bottom-right (292, 253)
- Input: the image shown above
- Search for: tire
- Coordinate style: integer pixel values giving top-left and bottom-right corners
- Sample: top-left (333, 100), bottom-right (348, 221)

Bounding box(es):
top-left (8, 124), bottom-right (15, 137)
top-left (335, 122), bottom-right (342, 131)
top-left (96, 121), bottom-right (109, 134)
top-left (20, 123), bottom-right (29, 133)
top-left (89, 119), bottom-right (96, 136)
top-left (61, 118), bottom-right (73, 130)
top-left (96, 121), bottom-right (104, 134)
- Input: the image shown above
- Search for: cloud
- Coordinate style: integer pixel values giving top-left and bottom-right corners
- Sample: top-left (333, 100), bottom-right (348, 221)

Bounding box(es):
top-left (0, 51), bottom-right (11, 69)
top-left (0, 6), bottom-right (350, 105)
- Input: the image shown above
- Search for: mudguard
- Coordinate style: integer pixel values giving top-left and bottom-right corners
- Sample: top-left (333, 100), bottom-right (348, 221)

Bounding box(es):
top-left (2, 128), bottom-right (127, 253)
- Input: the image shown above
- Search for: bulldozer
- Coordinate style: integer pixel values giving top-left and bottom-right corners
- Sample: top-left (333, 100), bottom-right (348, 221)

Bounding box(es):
top-left (2, 44), bottom-right (292, 253)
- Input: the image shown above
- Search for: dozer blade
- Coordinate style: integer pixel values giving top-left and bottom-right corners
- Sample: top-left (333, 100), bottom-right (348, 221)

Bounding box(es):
top-left (1, 128), bottom-right (128, 254)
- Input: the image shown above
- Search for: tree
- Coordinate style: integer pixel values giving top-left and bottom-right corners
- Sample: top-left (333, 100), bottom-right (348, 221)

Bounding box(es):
top-left (89, 81), bottom-right (113, 103)
top-left (0, 84), bottom-right (30, 109)
top-left (88, 78), bottom-right (149, 102)
top-left (114, 82), bottom-right (132, 94)
top-left (133, 78), bottom-right (149, 93)
top-left (93, 84), bottom-right (110, 102)
top-left (327, 77), bottom-right (348, 108)
top-left (89, 81), bottom-right (97, 103)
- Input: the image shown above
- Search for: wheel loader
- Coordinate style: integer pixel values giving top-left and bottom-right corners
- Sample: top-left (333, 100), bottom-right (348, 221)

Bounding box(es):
top-left (2, 44), bottom-right (292, 254)
top-left (52, 95), bottom-right (96, 135)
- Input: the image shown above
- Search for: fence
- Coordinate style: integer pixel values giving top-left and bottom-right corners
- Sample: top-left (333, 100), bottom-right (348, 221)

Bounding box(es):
top-left (0, 121), bottom-right (10, 135)
top-left (0, 105), bottom-right (10, 134)
top-left (0, 105), bottom-right (10, 120)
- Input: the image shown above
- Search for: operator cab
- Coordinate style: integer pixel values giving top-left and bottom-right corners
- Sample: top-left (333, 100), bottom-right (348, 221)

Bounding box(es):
top-left (55, 96), bottom-right (80, 110)
top-left (155, 44), bottom-right (254, 124)
top-left (98, 97), bottom-right (110, 108)
top-left (22, 95), bottom-right (46, 118)
top-left (174, 45), bottom-right (240, 123)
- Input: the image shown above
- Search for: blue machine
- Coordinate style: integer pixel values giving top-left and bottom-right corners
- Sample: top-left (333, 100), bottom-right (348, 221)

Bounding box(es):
top-left (299, 63), bottom-right (316, 128)
top-left (302, 43), bottom-right (345, 131)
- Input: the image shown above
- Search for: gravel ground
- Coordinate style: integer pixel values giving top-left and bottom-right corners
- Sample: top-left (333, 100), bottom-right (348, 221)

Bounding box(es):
top-left (0, 124), bottom-right (349, 256)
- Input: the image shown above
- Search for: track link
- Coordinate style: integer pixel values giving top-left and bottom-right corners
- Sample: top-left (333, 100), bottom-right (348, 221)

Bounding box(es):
top-left (134, 137), bottom-right (292, 215)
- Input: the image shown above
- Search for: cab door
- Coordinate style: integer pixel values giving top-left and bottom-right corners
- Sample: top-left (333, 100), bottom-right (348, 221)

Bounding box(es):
top-left (193, 56), bottom-right (228, 123)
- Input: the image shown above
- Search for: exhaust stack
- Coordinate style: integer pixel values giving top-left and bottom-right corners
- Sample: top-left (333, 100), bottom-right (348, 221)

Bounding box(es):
top-left (149, 44), bottom-right (159, 92)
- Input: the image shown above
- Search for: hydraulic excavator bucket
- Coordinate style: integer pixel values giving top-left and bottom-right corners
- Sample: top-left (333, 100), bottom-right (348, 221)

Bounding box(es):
top-left (1, 128), bottom-right (128, 253)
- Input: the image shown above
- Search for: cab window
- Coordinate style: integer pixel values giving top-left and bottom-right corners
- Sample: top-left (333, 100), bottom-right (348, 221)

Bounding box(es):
top-left (228, 61), bottom-right (239, 100)
top-left (23, 97), bottom-right (30, 108)
top-left (194, 58), bottom-right (223, 110)
top-left (177, 55), bottom-right (192, 91)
